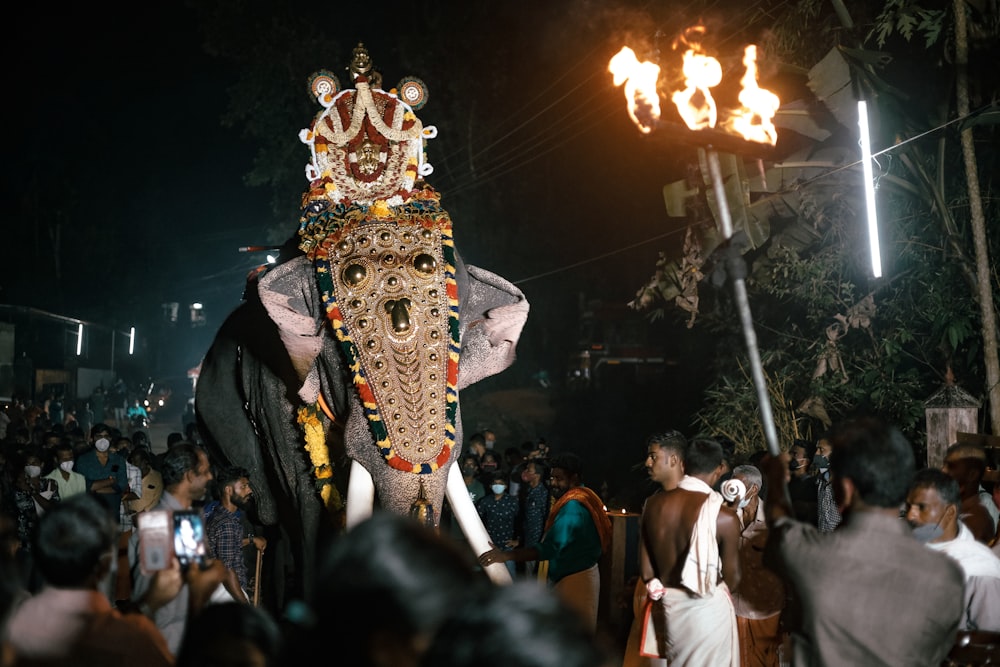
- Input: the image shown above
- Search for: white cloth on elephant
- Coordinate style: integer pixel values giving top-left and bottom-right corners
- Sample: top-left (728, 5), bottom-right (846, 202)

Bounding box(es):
top-left (676, 475), bottom-right (724, 596)
top-left (257, 256), bottom-right (327, 403)
top-left (455, 265), bottom-right (530, 390)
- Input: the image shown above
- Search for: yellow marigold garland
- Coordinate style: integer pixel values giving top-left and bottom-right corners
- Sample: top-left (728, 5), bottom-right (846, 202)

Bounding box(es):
top-left (296, 402), bottom-right (343, 514)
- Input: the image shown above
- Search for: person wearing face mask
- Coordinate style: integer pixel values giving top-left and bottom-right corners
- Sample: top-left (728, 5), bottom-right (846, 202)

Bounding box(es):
top-left (483, 429), bottom-right (497, 451)
top-left (43, 441), bottom-right (86, 500)
top-left (760, 416), bottom-right (965, 666)
top-left (441, 453), bottom-right (487, 544)
top-left (906, 468), bottom-right (1000, 633)
top-left (724, 465), bottom-right (786, 667)
top-left (942, 442), bottom-right (998, 544)
top-left (12, 447), bottom-right (61, 551)
top-left (460, 453), bottom-right (486, 503)
top-left (477, 450), bottom-right (503, 492)
top-left (475, 472), bottom-right (520, 578)
top-left (479, 453), bottom-right (612, 633)
top-left (813, 435), bottom-right (842, 532)
top-left (786, 440), bottom-right (818, 527)
top-left (11, 446), bottom-right (61, 593)
top-left (75, 423), bottom-right (130, 523)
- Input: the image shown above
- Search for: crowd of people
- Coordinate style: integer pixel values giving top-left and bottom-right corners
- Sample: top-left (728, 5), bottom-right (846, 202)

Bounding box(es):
top-left (2, 395), bottom-right (1000, 665)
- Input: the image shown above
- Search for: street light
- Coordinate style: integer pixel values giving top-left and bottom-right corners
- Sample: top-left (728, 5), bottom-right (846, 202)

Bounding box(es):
top-left (858, 100), bottom-right (882, 278)
top-left (76, 323), bottom-right (83, 356)
top-left (110, 326), bottom-right (136, 375)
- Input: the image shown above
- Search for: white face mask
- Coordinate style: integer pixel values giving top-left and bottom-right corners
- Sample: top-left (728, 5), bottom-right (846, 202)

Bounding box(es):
top-left (491, 484), bottom-right (507, 495)
top-left (95, 438), bottom-right (111, 452)
top-left (24, 465), bottom-right (42, 478)
top-left (59, 461), bottom-right (75, 473)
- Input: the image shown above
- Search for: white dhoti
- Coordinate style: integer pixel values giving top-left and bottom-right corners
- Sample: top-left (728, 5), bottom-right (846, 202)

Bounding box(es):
top-left (641, 584), bottom-right (739, 666)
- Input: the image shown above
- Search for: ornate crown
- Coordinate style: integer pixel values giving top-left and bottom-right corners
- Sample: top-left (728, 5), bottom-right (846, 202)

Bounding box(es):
top-left (297, 43), bottom-right (436, 207)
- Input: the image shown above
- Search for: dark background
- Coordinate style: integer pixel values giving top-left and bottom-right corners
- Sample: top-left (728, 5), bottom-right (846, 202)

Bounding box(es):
top-left (2, 1), bottom-right (762, 501)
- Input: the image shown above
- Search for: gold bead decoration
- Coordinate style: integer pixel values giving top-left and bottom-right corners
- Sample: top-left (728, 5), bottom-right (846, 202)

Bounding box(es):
top-left (343, 264), bottom-right (367, 286)
top-left (413, 253), bottom-right (436, 274)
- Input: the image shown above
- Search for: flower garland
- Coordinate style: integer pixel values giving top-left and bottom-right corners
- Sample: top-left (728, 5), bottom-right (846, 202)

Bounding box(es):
top-left (304, 191), bottom-right (460, 474)
top-left (297, 184), bottom-right (449, 258)
top-left (296, 402), bottom-right (343, 513)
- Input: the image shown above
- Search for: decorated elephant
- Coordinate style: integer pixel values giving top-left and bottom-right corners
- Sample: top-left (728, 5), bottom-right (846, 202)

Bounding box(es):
top-left (195, 44), bottom-right (528, 607)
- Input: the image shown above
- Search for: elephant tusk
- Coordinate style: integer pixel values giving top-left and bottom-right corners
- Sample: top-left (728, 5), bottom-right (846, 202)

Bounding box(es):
top-left (446, 464), bottom-right (513, 585)
top-left (345, 460), bottom-right (376, 530)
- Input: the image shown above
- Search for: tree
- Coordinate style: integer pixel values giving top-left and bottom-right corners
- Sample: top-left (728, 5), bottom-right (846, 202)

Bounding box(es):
top-left (628, 0), bottom-right (1000, 452)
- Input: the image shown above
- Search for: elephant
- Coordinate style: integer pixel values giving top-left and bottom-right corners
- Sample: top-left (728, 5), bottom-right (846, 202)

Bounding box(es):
top-left (194, 45), bottom-right (529, 609)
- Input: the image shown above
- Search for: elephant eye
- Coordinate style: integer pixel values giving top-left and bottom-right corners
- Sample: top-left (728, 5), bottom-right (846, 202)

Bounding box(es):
top-left (305, 199), bottom-right (330, 215)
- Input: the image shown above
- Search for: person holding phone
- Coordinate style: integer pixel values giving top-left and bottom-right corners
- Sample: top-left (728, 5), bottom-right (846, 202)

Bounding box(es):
top-left (75, 423), bottom-right (129, 524)
top-left (128, 442), bottom-right (226, 655)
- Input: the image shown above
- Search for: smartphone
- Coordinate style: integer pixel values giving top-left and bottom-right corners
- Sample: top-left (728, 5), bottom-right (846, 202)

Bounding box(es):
top-left (137, 510), bottom-right (172, 574)
top-left (172, 509), bottom-right (208, 571)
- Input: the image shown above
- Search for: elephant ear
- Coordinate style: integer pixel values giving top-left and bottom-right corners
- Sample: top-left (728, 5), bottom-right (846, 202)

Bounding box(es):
top-left (456, 264), bottom-right (530, 391)
top-left (258, 256), bottom-right (329, 404)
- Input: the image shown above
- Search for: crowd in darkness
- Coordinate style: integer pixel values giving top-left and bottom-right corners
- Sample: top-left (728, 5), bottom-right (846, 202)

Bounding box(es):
top-left (1, 395), bottom-right (999, 665)
top-left (0, 400), bottom-right (614, 666)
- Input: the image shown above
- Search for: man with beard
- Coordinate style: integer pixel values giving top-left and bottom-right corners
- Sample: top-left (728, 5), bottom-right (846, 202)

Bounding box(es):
top-left (128, 442), bottom-right (225, 655)
top-left (206, 466), bottom-right (266, 604)
top-left (479, 452), bottom-right (612, 631)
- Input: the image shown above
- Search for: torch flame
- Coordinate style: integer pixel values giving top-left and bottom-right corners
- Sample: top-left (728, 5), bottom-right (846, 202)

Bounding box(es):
top-left (609, 47), bottom-right (661, 134)
top-left (728, 45), bottom-right (780, 145)
top-left (612, 29), bottom-right (781, 147)
top-left (671, 49), bottom-right (723, 131)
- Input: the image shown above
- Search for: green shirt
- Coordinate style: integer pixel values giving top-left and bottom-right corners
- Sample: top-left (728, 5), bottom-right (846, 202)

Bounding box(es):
top-left (532, 498), bottom-right (602, 583)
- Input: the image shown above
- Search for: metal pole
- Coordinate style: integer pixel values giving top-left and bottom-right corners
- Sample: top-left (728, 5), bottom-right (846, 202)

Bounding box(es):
top-left (705, 148), bottom-right (781, 457)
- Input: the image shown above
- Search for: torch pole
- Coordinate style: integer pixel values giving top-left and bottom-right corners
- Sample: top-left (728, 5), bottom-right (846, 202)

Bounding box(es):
top-left (705, 148), bottom-right (781, 458)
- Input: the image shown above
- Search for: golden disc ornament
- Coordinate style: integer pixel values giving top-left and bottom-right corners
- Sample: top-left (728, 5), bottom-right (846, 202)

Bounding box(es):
top-left (397, 77), bottom-right (428, 110)
top-left (308, 70), bottom-right (341, 105)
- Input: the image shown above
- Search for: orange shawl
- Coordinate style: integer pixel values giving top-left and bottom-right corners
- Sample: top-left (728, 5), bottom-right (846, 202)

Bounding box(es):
top-left (545, 486), bottom-right (613, 553)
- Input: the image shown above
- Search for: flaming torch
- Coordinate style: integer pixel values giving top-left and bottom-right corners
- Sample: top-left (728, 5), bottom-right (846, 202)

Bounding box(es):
top-left (610, 34), bottom-right (782, 457)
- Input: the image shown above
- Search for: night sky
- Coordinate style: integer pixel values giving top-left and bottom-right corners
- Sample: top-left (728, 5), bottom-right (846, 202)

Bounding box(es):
top-left (4, 4), bottom-right (268, 319)
top-left (5, 2), bottom-right (767, 486)
top-left (4, 2), bottom-right (702, 373)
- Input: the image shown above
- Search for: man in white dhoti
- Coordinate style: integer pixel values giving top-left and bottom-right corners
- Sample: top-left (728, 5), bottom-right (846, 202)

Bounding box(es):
top-left (638, 438), bottom-right (742, 666)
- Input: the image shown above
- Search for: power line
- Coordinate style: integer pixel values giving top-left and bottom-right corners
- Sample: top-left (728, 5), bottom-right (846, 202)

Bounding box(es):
top-left (505, 102), bottom-right (996, 287)
top-left (511, 227), bottom-right (686, 286)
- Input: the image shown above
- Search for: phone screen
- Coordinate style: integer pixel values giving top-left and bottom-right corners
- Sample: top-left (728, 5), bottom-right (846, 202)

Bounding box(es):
top-left (137, 510), bottom-right (171, 574)
top-left (172, 509), bottom-right (207, 571)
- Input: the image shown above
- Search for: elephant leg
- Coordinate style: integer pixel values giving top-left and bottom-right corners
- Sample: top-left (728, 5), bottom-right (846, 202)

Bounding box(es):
top-left (345, 460), bottom-right (376, 530)
top-left (446, 464), bottom-right (513, 585)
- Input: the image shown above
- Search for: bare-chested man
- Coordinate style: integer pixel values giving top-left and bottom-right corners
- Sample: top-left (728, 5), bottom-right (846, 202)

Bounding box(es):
top-left (623, 430), bottom-right (688, 667)
top-left (639, 437), bottom-right (741, 666)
